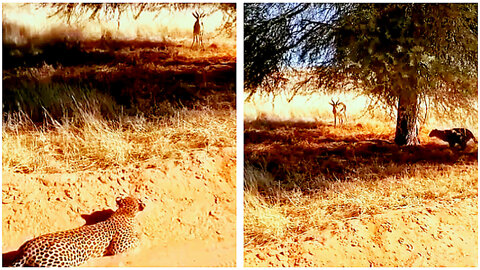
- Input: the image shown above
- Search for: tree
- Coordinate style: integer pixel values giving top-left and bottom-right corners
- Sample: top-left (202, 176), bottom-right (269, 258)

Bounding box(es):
top-left (244, 3), bottom-right (477, 146)
top-left (244, 4), bottom-right (348, 93)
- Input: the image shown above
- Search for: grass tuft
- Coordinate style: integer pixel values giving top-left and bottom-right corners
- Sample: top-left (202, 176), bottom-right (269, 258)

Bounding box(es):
top-left (3, 105), bottom-right (235, 173)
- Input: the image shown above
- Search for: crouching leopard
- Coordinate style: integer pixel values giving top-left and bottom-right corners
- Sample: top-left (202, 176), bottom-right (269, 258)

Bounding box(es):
top-left (429, 128), bottom-right (477, 150)
top-left (12, 196), bottom-right (145, 267)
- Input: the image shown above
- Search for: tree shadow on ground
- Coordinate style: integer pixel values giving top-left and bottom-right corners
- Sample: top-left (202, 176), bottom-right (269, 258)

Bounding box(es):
top-left (2, 209), bottom-right (115, 266)
top-left (3, 36), bottom-right (236, 122)
top-left (245, 119), bottom-right (478, 194)
top-left (3, 35), bottom-right (175, 69)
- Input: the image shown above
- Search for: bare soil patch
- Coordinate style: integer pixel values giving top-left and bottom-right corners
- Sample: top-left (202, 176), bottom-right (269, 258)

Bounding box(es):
top-left (3, 148), bottom-right (236, 267)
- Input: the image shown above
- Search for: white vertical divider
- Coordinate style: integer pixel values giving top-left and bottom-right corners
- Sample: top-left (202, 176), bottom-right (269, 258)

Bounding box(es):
top-left (236, 1), bottom-right (245, 268)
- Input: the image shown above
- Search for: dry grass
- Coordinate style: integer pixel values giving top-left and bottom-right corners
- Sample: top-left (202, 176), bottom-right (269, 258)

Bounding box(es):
top-left (245, 164), bottom-right (477, 246)
top-left (244, 90), bottom-right (478, 250)
top-left (245, 90), bottom-right (477, 131)
top-left (2, 105), bottom-right (237, 266)
top-left (3, 107), bottom-right (235, 174)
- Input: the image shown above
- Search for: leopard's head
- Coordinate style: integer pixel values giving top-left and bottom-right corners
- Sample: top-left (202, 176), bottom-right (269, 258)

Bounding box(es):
top-left (429, 129), bottom-right (440, 137)
top-left (115, 196), bottom-right (145, 216)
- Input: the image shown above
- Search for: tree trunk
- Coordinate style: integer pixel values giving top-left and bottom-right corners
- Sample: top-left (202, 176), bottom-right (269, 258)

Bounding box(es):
top-left (394, 92), bottom-right (420, 146)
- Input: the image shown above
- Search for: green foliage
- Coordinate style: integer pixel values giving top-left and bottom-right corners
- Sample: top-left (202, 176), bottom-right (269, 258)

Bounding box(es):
top-left (244, 4), bottom-right (305, 91)
top-left (244, 3), bottom-right (477, 126)
top-left (335, 4), bottom-right (477, 111)
top-left (244, 3), bottom-right (348, 92)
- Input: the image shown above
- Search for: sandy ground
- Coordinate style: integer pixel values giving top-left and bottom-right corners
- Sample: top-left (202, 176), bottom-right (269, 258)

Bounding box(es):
top-left (244, 198), bottom-right (477, 267)
top-left (2, 147), bottom-right (236, 267)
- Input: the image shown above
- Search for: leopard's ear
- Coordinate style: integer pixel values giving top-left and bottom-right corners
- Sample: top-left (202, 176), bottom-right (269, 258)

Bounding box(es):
top-left (116, 192), bottom-right (129, 202)
top-left (138, 195), bottom-right (149, 211)
top-left (138, 200), bottom-right (146, 211)
top-left (116, 194), bottom-right (128, 204)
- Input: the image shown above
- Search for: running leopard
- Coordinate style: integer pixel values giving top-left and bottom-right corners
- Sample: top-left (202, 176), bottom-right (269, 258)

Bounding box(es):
top-left (11, 196), bottom-right (145, 267)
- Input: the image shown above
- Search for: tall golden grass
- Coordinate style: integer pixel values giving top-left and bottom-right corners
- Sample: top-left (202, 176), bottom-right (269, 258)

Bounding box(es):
top-left (245, 163), bottom-right (477, 246)
top-left (3, 107), bottom-right (235, 174)
top-left (3, 102), bottom-right (237, 266)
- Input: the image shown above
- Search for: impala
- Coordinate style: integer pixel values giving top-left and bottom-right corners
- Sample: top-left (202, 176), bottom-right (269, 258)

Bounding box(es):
top-left (191, 11), bottom-right (205, 49)
top-left (329, 98), bottom-right (346, 127)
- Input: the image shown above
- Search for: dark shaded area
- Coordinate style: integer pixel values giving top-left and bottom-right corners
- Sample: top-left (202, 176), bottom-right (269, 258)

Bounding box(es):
top-left (3, 27), bottom-right (236, 123)
top-left (245, 119), bottom-right (478, 193)
top-left (4, 40), bottom-right (115, 70)
top-left (2, 250), bottom-right (20, 267)
top-left (81, 209), bottom-right (115, 225)
top-left (2, 209), bottom-right (116, 267)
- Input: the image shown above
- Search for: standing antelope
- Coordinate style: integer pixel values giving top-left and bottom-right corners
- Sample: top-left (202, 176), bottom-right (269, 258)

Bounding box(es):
top-left (191, 11), bottom-right (205, 49)
top-left (329, 98), bottom-right (347, 127)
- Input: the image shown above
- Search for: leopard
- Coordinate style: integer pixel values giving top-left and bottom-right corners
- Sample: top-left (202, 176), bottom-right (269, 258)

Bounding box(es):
top-left (429, 128), bottom-right (477, 150)
top-left (11, 196), bottom-right (145, 267)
